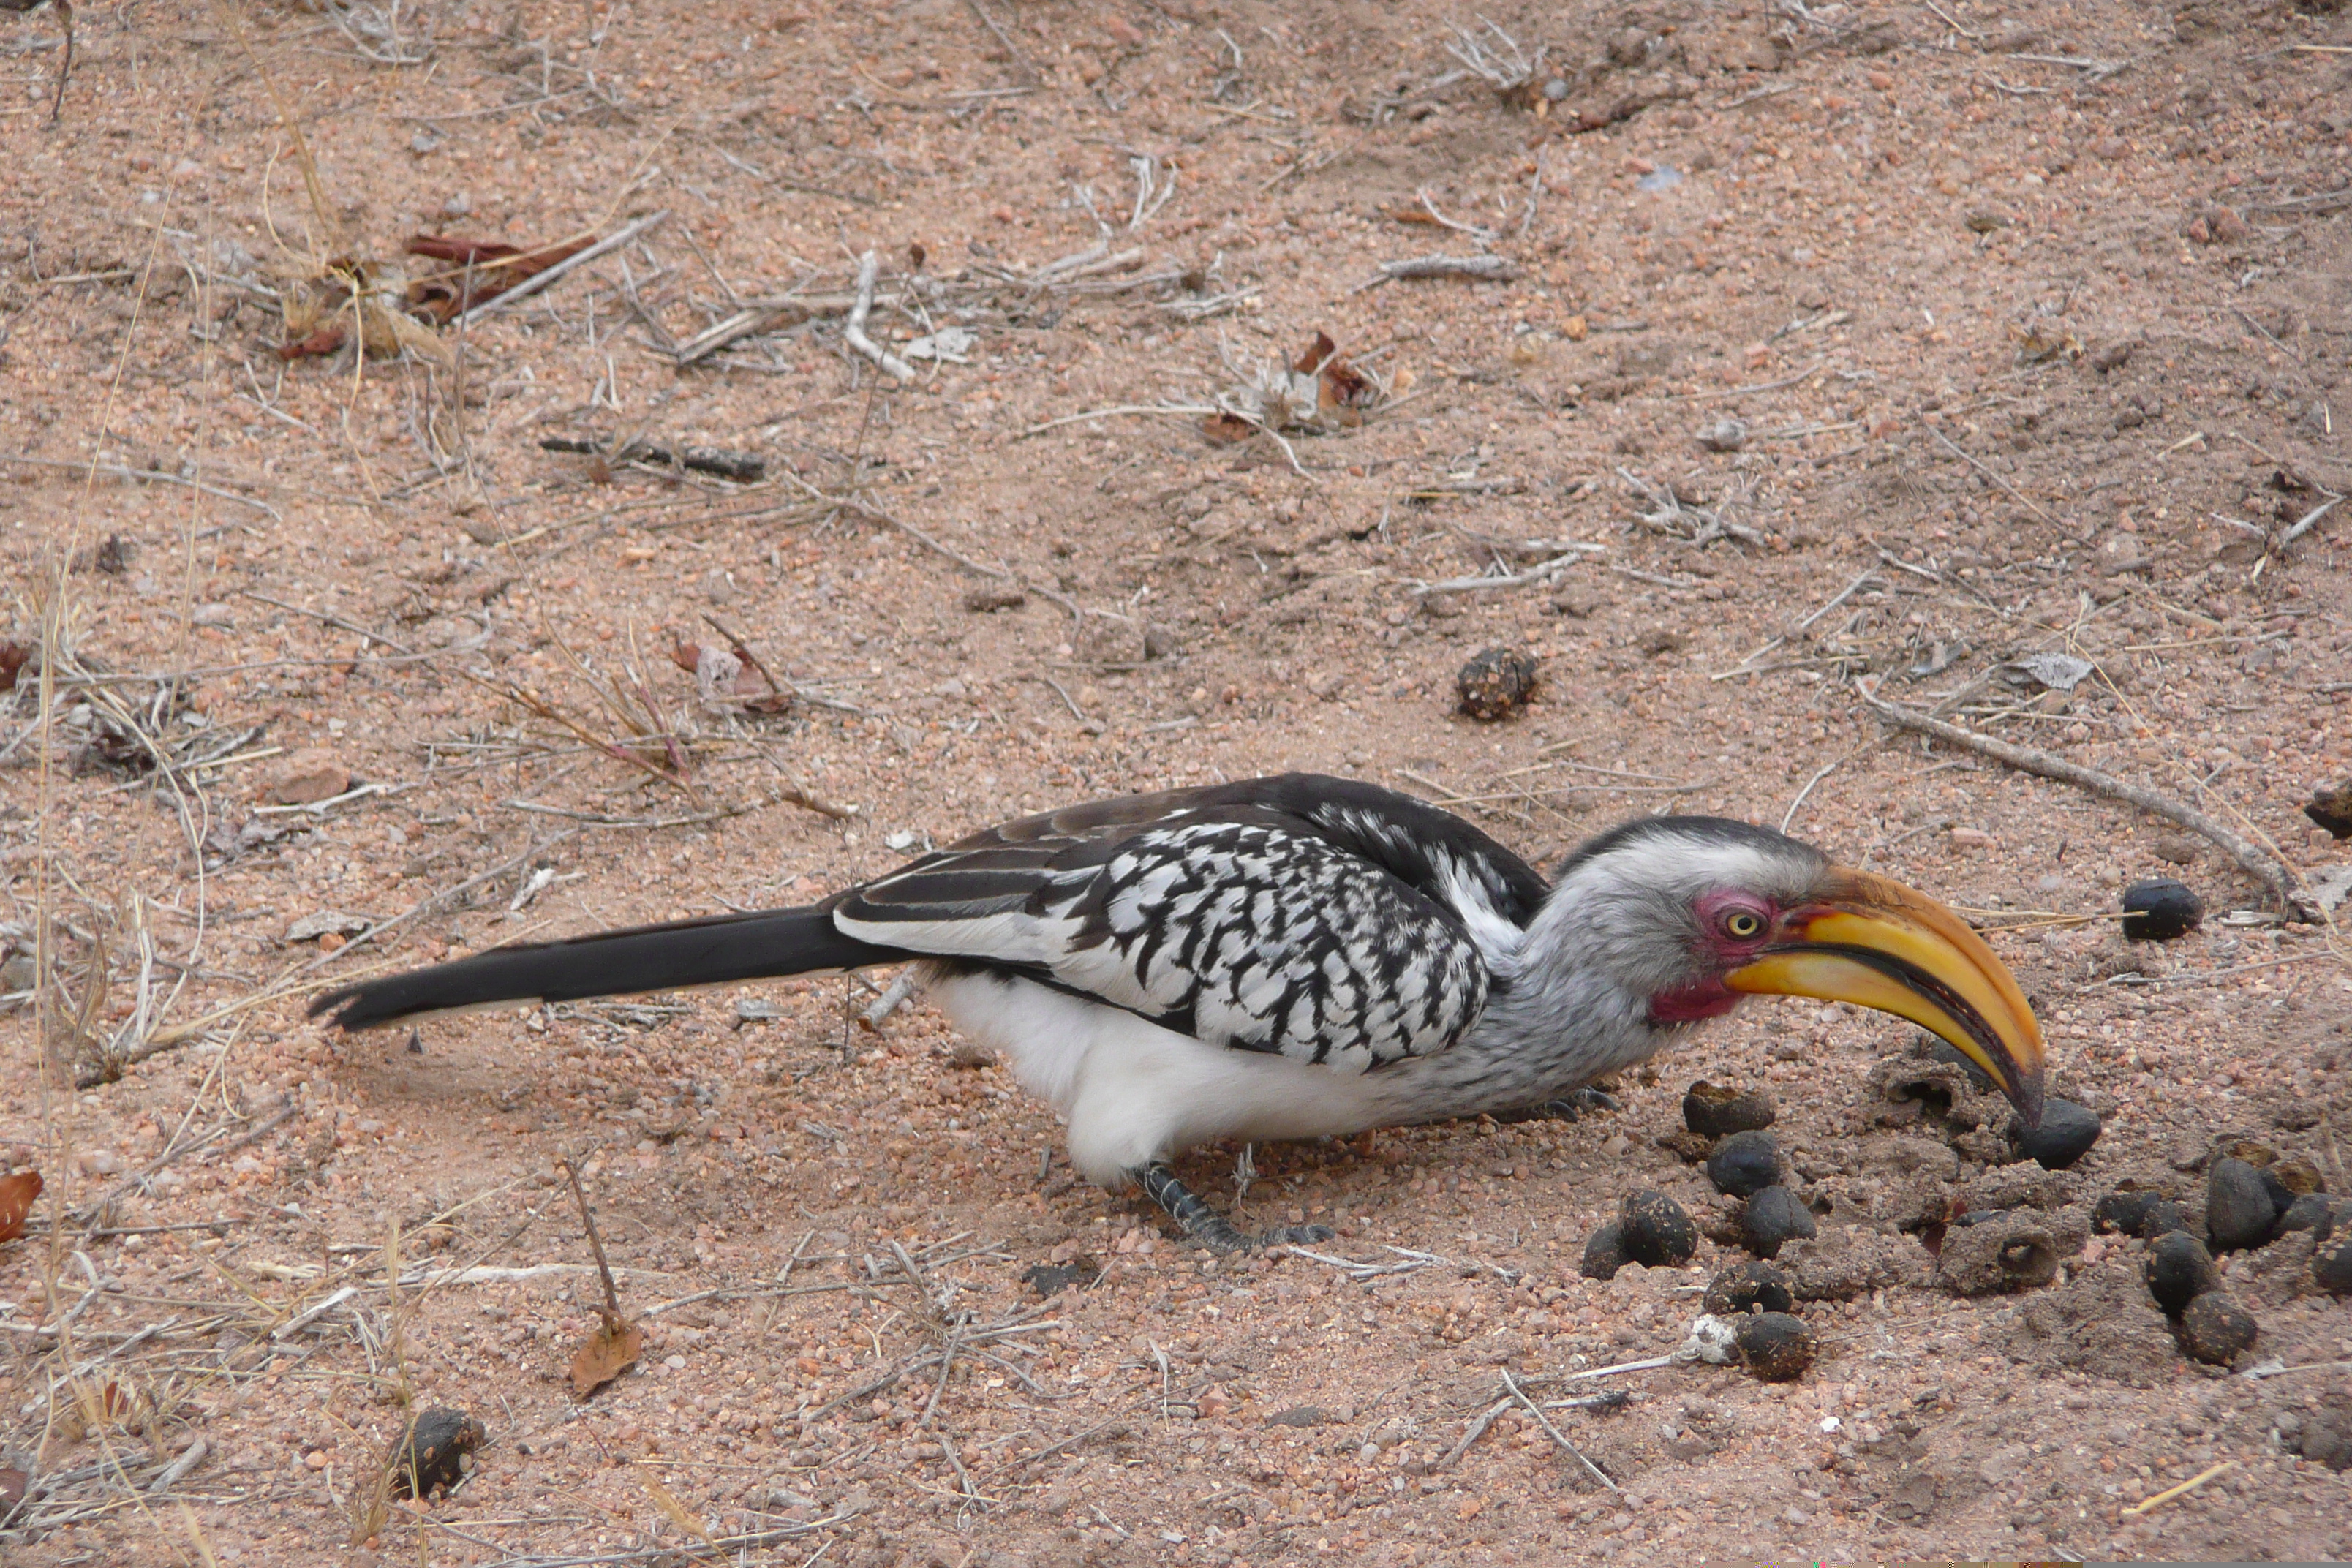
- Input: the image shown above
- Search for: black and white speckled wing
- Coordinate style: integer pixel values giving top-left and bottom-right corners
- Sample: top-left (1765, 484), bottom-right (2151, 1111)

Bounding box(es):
top-left (829, 774), bottom-right (1545, 1072)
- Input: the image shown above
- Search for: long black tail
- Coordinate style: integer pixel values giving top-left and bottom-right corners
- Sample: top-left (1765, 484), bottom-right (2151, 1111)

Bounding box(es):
top-left (307, 906), bottom-right (912, 1030)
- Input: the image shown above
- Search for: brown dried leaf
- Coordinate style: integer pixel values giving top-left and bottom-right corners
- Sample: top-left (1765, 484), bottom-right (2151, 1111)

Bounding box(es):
top-left (0, 1466), bottom-right (25, 1512)
top-left (1201, 412), bottom-right (1257, 445)
top-left (0, 642), bottom-right (29, 694)
top-left (569, 1311), bottom-right (642, 1397)
top-left (0, 1170), bottom-right (41, 1242)
top-left (404, 233), bottom-right (592, 323)
top-left (1294, 331), bottom-right (1375, 412)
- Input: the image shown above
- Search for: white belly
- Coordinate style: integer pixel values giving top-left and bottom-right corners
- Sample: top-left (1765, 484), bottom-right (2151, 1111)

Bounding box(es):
top-left (921, 965), bottom-right (1390, 1186)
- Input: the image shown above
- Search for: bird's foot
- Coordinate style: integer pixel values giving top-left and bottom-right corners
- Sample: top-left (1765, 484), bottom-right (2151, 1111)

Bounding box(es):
top-left (1493, 1087), bottom-right (1622, 1124)
top-left (1133, 1165), bottom-right (1335, 1255)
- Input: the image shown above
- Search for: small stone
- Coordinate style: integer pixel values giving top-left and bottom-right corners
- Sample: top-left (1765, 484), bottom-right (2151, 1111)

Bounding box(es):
top-left (1455, 647), bottom-right (1539, 720)
top-left (2176, 1292), bottom-right (2258, 1365)
top-left (2009, 1098), bottom-right (2101, 1170)
top-left (2206, 1157), bottom-right (2284, 1252)
top-left (1265, 1406), bottom-right (1329, 1428)
top-left (2119, 878), bottom-right (2201, 941)
top-left (2315, 1231), bottom-right (2352, 1297)
top-left (1542, 77), bottom-right (1569, 102)
top-left (263, 747), bottom-right (350, 806)
top-left (1618, 1190), bottom-right (1697, 1269)
top-left (962, 585), bottom-right (1028, 614)
top-left (396, 1408), bottom-right (486, 1499)
top-left (1683, 1081), bottom-right (1776, 1138)
top-left (2144, 1230), bottom-right (2221, 1316)
top-left (1733, 1313), bottom-right (1817, 1381)
top-left (1739, 1186), bottom-right (1815, 1259)
top-left (1580, 1220), bottom-right (1628, 1281)
top-left (1708, 1130), bottom-right (1783, 1198)
top-left (1693, 418), bottom-right (1748, 452)
top-left (1702, 1260), bottom-right (1795, 1316)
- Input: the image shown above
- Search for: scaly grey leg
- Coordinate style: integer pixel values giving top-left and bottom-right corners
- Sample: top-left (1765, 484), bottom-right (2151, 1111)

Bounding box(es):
top-left (1134, 1163), bottom-right (1335, 1254)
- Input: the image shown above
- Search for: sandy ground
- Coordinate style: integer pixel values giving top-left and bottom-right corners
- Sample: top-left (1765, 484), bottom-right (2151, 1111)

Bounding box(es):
top-left (2, 0), bottom-right (2351, 1562)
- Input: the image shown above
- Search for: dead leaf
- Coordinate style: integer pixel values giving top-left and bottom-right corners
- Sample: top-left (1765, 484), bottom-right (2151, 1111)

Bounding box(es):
top-left (404, 233), bottom-right (592, 324)
top-left (640, 1469), bottom-right (712, 1542)
top-left (0, 1170), bottom-right (39, 1242)
top-left (1201, 412), bottom-right (1257, 445)
top-left (1295, 331), bottom-right (1375, 412)
top-left (0, 641), bottom-right (28, 694)
top-left (0, 1466), bottom-right (26, 1513)
top-left (569, 1309), bottom-right (642, 1397)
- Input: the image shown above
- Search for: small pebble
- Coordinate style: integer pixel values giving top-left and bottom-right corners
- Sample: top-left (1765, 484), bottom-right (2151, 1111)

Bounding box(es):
top-left (2119, 878), bottom-right (2202, 941)
top-left (2145, 1230), bottom-right (2221, 1316)
top-left (1693, 417), bottom-right (1748, 453)
top-left (2176, 1292), bottom-right (2258, 1365)
top-left (1455, 647), bottom-right (1539, 720)
top-left (2008, 1097), bottom-right (2101, 1170)
top-left (1580, 1220), bottom-right (1629, 1281)
top-left (1739, 1185), bottom-right (1815, 1259)
top-left (1618, 1190), bottom-right (1697, 1269)
top-left (2206, 1157), bottom-right (2284, 1253)
top-left (1733, 1312), bottom-right (1817, 1381)
top-left (1702, 1260), bottom-right (1795, 1317)
top-left (1682, 1080), bottom-right (1776, 1138)
top-left (1707, 1130), bottom-right (1783, 1198)
top-left (2315, 1231), bottom-right (2352, 1297)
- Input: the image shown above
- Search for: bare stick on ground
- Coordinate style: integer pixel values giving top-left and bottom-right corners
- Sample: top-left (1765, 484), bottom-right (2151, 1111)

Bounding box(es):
top-left (560, 1155), bottom-right (644, 1397)
top-left (1352, 255), bottom-right (1519, 293)
top-left (1501, 1366), bottom-right (1621, 1493)
top-left (845, 252), bottom-right (916, 383)
top-left (1860, 687), bottom-right (2315, 917)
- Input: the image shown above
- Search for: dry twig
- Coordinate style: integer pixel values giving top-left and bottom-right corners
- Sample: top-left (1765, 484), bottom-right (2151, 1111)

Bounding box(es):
top-left (1860, 687), bottom-right (2314, 917)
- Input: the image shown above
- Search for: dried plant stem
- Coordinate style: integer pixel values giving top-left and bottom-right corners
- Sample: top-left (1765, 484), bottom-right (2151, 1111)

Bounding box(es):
top-left (845, 252), bottom-right (915, 382)
top-left (1861, 689), bottom-right (2312, 916)
top-left (559, 1156), bottom-right (624, 1323)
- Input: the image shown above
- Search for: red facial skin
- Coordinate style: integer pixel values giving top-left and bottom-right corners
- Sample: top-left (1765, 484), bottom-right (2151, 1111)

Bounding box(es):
top-left (1646, 889), bottom-right (1785, 1026)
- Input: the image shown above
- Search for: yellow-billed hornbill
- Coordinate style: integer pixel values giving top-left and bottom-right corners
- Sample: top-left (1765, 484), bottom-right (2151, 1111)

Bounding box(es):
top-left (312, 774), bottom-right (2043, 1251)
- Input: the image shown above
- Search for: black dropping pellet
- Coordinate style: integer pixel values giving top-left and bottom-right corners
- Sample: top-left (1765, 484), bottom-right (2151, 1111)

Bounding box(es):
top-left (1702, 1260), bottom-right (1795, 1317)
top-left (1708, 1130), bottom-right (1783, 1199)
top-left (1618, 1190), bottom-right (1697, 1269)
top-left (2120, 878), bottom-right (2202, 941)
top-left (2145, 1230), bottom-right (2222, 1316)
top-left (1740, 1185), bottom-right (1816, 1259)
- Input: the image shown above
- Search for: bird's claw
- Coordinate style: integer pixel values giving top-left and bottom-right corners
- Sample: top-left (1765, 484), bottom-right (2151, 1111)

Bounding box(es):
top-left (1262, 1224), bottom-right (1336, 1248)
top-left (1496, 1088), bottom-right (1621, 1123)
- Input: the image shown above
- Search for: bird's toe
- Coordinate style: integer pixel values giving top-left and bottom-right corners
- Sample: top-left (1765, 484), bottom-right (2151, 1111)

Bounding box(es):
top-left (1498, 1087), bottom-right (1622, 1123)
top-left (1264, 1224), bottom-right (1336, 1246)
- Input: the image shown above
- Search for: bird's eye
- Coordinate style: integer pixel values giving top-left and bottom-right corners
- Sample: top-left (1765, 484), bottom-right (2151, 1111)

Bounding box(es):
top-left (1723, 910), bottom-right (1764, 940)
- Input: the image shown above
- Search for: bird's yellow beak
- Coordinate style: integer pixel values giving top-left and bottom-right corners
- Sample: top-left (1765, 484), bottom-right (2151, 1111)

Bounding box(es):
top-left (1723, 867), bottom-right (2046, 1126)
